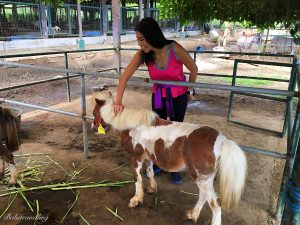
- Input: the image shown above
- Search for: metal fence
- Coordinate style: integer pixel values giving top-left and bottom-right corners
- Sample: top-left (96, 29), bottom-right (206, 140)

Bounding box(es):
top-left (0, 1), bottom-right (177, 39)
top-left (0, 1), bottom-right (40, 39)
top-left (0, 48), bottom-right (300, 223)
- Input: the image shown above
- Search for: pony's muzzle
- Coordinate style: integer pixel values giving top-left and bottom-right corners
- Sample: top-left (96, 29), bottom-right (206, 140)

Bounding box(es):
top-left (91, 122), bottom-right (111, 134)
top-left (91, 123), bottom-right (98, 133)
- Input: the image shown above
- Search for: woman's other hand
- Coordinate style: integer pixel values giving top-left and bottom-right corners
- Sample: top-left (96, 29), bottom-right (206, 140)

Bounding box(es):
top-left (113, 103), bottom-right (124, 114)
top-left (187, 94), bottom-right (194, 102)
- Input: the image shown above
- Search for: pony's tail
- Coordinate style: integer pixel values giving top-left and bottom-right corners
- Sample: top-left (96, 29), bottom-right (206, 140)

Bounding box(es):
top-left (219, 137), bottom-right (247, 210)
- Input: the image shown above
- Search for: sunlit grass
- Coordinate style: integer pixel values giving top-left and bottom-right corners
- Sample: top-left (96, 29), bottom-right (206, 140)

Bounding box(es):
top-left (222, 77), bottom-right (273, 87)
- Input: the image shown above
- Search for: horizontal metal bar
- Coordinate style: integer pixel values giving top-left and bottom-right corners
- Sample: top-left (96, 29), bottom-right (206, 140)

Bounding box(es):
top-left (228, 119), bottom-right (282, 136)
top-left (191, 51), bottom-right (293, 58)
top-left (1, 61), bottom-right (298, 97)
top-left (0, 100), bottom-right (287, 160)
top-left (0, 1), bottom-right (38, 6)
top-left (146, 79), bottom-right (299, 97)
top-left (0, 48), bottom-right (116, 59)
top-left (0, 61), bottom-right (118, 79)
top-left (96, 68), bottom-right (118, 73)
top-left (0, 99), bottom-right (288, 160)
top-left (240, 145), bottom-right (288, 159)
top-left (0, 74), bottom-right (80, 92)
top-left (121, 66), bottom-right (148, 72)
top-left (120, 48), bottom-right (293, 58)
top-left (232, 91), bottom-right (287, 102)
top-left (120, 47), bottom-right (139, 51)
top-left (236, 59), bottom-right (295, 67)
top-left (0, 98), bottom-right (94, 120)
top-left (196, 73), bottom-right (290, 82)
top-left (127, 67), bottom-right (290, 83)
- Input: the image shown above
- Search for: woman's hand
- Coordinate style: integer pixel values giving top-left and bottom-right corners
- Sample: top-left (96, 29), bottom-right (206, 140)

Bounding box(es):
top-left (187, 88), bottom-right (195, 102)
top-left (113, 103), bottom-right (124, 115)
top-left (187, 94), bottom-right (194, 102)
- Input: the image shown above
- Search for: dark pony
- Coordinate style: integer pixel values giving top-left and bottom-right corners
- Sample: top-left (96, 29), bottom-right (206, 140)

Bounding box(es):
top-left (92, 91), bottom-right (247, 225)
top-left (0, 106), bottom-right (20, 185)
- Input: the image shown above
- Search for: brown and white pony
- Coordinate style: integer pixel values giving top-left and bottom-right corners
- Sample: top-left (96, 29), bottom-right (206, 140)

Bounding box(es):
top-left (0, 106), bottom-right (20, 185)
top-left (92, 92), bottom-right (247, 225)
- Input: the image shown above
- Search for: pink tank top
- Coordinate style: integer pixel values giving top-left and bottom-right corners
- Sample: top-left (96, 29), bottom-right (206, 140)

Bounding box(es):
top-left (147, 42), bottom-right (187, 97)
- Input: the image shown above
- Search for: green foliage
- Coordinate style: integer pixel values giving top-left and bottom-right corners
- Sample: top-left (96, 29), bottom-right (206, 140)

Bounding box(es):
top-left (159, 0), bottom-right (300, 31)
top-left (125, 3), bottom-right (139, 7)
top-left (39, 0), bottom-right (64, 7)
top-left (240, 21), bottom-right (254, 28)
top-left (290, 22), bottom-right (300, 43)
top-left (157, 0), bottom-right (175, 19)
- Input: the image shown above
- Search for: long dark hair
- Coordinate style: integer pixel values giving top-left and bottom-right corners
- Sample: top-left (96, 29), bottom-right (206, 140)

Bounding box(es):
top-left (135, 17), bottom-right (172, 65)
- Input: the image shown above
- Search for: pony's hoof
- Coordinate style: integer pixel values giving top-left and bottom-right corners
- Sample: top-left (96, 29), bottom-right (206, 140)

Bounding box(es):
top-left (128, 196), bottom-right (141, 208)
top-left (186, 209), bottom-right (198, 223)
top-left (146, 186), bottom-right (157, 194)
top-left (8, 180), bottom-right (17, 186)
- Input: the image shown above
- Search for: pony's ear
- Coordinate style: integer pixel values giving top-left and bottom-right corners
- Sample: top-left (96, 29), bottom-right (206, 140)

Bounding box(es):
top-left (95, 98), bottom-right (105, 107)
top-left (108, 91), bottom-right (113, 98)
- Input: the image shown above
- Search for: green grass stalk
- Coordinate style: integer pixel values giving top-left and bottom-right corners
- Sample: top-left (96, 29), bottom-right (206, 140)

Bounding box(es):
top-left (0, 193), bottom-right (18, 219)
top-left (105, 206), bottom-right (124, 221)
top-left (60, 192), bottom-right (80, 224)
top-left (79, 213), bottom-right (92, 225)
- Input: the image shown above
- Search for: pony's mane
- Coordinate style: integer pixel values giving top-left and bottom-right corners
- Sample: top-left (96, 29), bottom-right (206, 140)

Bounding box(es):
top-left (94, 91), bottom-right (157, 130)
top-left (0, 107), bottom-right (20, 152)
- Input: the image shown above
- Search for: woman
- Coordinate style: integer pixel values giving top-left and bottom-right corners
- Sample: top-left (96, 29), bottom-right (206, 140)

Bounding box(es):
top-left (114, 17), bottom-right (198, 185)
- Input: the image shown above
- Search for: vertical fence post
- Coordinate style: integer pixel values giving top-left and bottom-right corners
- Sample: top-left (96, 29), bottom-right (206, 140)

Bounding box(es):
top-left (67, 4), bottom-right (72, 34)
top-left (112, 0), bottom-right (121, 76)
top-left (282, 57), bottom-right (298, 137)
top-left (46, 4), bottom-right (51, 35)
top-left (80, 74), bottom-right (89, 158)
top-left (40, 2), bottom-right (48, 38)
top-left (227, 59), bottom-right (238, 120)
top-left (138, 0), bottom-right (143, 21)
top-left (120, 7), bottom-right (123, 33)
top-left (64, 52), bottom-right (71, 102)
top-left (281, 136), bottom-right (300, 224)
top-left (276, 59), bottom-right (300, 220)
top-left (101, 0), bottom-right (108, 35)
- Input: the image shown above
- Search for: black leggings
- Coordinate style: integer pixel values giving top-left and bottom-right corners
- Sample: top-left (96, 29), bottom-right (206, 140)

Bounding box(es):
top-left (151, 93), bottom-right (188, 122)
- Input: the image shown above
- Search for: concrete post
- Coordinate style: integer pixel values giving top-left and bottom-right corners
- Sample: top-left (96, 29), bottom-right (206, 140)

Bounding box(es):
top-left (77, 0), bottom-right (85, 49)
top-left (112, 0), bottom-right (121, 75)
top-left (101, 0), bottom-right (108, 35)
top-left (40, 3), bottom-right (48, 38)
top-left (138, 0), bottom-right (143, 21)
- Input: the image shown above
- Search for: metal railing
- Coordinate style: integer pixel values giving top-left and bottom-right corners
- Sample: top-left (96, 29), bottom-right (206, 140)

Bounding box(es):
top-left (0, 48), bottom-right (299, 223)
top-left (0, 47), bottom-right (117, 102)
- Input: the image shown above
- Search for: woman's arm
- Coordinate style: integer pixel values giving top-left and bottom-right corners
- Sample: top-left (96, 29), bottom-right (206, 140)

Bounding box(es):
top-left (173, 41), bottom-right (198, 86)
top-left (114, 49), bottom-right (143, 113)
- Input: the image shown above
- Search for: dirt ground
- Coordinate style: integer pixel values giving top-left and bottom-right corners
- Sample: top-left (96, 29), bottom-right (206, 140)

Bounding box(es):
top-left (0, 37), bottom-right (292, 225)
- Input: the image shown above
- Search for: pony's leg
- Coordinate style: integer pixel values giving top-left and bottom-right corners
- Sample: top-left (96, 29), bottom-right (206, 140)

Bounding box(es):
top-left (7, 163), bottom-right (18, 185)
top-left (187, 176), bottom-right (221, 225)
top-left (206, 185), bottom-right (222, 225)
top-left (0, 159), bottom-right (4, 179)
top-left (129, 160), bottom-right (144, 208)
top-left (144, 160), bottom-right (157, 194)
top-left (203, 178), bottom-right (221, 225)
top-left (186, 180), bottom-right (207, 223)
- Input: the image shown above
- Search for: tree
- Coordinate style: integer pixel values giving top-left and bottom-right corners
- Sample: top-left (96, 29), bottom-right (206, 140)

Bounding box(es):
top-left (40, 0), bottom-right (64, 7)
top-left (159, 0), bottom-right (300, 31)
